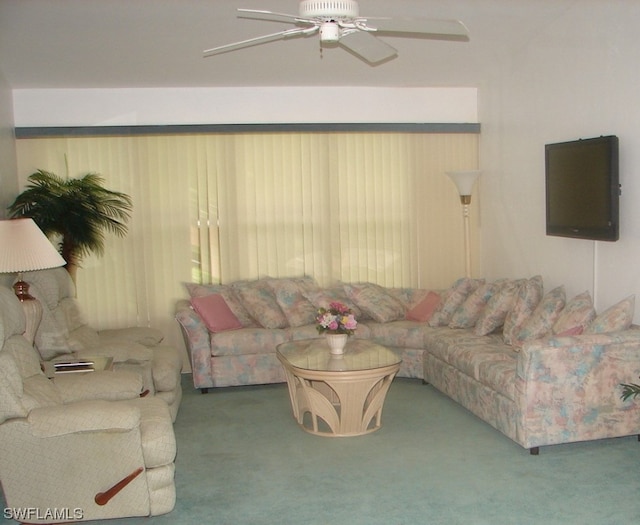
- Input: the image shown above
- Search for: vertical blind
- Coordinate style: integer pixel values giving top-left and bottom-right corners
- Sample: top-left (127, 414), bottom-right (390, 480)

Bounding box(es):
top-left (16, 131), bottom-right (479, 355)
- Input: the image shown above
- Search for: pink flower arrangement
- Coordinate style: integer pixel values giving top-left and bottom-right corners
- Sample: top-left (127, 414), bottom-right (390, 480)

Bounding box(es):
top-left (315, 301), bottom-right (358, 336)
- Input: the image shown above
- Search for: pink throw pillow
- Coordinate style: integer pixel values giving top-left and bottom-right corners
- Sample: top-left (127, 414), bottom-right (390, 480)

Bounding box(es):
top-left (191, 294), bottom-right (243, 333)
top-left (556, 325), bottom-right (584, 337)
top-left (406, 291), bottom-right (441, 322)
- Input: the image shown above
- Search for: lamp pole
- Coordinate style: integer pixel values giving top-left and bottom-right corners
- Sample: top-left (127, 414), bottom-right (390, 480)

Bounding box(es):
top-left (445, 171), bottom-right (481, 278)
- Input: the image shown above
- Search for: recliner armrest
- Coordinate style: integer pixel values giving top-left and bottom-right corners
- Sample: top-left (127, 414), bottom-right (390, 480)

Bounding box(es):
top-left (54, 370), bottom-right (144, 403)
top-left (28, 399), bottom-right (140, 437)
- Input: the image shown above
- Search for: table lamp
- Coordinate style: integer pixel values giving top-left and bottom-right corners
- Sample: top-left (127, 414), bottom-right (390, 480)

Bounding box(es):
top-left (445, 170), bottom-right (481, 278)
top-left (0, 218), bottom-right (66, 343)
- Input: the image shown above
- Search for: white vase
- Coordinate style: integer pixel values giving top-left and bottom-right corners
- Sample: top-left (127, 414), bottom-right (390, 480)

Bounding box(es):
top-left (326, 333), bottom-right (348, 354)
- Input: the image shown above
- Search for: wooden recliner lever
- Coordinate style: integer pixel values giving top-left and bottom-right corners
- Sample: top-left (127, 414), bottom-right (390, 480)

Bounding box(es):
top-left (95, 467), bottom-right (144, 506)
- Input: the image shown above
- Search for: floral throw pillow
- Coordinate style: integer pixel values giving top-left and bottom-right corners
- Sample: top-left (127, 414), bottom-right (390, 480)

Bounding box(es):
top-left (503, 276), bottom-right (544, 345)
top-left (303, 287), bottom-right (364, 319)
top-left (343, 282), bottom-right (405, 323)
top-left (449, 281), bottom-right (499, 329)
top-left (429, 278), bottom-right (485, 327)
top-left (586, 295), bottom-right (635, 334)
top-left (268, 277), bottom-right (318, 328)
top-left (474, 279), bottom-right (524, 336)
top-left (552, 291), bottom-right (596, 334)
top-left (512, 286), bottom-right (566, 348)
top-left (232, 279), bottom-right (289, 329)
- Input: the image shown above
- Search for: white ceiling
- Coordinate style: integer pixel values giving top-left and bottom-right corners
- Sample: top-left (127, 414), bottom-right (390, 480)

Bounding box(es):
top-left (0, 0), bottom-right (565, 90)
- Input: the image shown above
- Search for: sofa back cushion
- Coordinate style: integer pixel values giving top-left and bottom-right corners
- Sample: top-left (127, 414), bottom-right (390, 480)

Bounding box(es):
top-left (552, 291), bottom-right (596, 334)
top-left (303, 287), bottom-right (363, 319)
top-left (503, 276), bottom-right (543, 345)
top-left (511, 285), bottom-right (566, 347)
top-left (343, 282), bottom-right (405, 323)
top-left (587, 295), bottom-right (635, 334)
top-left (474, 279), bottom-right (524, 336)
top-left (429, 278), bottom-right (484, 327)
top-left (232, 279), bottom-right (289, 329)
top-left (268, 277), bottom-right (318, 327)
top-left (449, 282), bottom-right (499, 329)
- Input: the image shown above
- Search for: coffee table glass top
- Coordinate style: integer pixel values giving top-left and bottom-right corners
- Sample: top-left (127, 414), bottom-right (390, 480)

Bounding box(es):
top-left (277, 338), bottom-right (401, 372)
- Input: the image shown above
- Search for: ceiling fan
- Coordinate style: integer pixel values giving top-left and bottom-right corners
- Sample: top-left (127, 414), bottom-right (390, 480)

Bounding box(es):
top-left (203, 0), bottom-right (469, 65)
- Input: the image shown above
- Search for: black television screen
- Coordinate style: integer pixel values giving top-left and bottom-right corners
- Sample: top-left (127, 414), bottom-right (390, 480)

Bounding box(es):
top-left (545, 135), bottom-right (619, 241)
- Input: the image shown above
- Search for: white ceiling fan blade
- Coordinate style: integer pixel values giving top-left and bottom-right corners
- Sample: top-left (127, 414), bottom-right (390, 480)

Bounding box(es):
top-left (237, 8), bottom-right (309, 25)
top-left (203, 27), bottom-right (316, 57)
top-left (339, 30), bottom-right (397, 65)
top-left (364, 18), bottom-right (469, 41)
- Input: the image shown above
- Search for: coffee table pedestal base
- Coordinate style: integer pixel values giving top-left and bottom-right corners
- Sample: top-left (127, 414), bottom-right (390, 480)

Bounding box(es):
top-left (281, 364), bottom-right (400, 437)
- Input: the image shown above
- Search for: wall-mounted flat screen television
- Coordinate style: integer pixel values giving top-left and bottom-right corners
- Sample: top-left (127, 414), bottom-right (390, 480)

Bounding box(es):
top-left (545, 135), bottom-right (619, 241)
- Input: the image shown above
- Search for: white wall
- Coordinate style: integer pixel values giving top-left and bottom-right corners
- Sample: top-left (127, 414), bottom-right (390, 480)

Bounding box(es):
top-left (12, 87), bottom-right (477, 126)
top-left (478, 3), bottom-right (640, 316)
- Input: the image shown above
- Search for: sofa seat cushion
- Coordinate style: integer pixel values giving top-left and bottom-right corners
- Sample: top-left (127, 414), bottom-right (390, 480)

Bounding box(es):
top-left (423, 328), bottom-right (498, 361)
top-left (364, 320), bottom-right (437, 349)
top-left (426, 330), bottom-right (517, 400)
top-left (210, 327), bottom-right (290, 357)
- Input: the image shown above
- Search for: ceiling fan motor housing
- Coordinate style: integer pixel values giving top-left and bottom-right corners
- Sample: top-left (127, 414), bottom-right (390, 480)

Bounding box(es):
top-left (299, 0), bottom-right (359, 20)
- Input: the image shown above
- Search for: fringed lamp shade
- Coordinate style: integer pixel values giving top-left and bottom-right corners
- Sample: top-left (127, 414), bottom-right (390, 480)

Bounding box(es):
top-left (0, 218), bottom-right (66, 343)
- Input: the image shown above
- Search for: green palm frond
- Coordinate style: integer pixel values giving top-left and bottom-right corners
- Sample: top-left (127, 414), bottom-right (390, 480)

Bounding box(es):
top-left (621, 378), bottom-right (640, 401)
top-left (8, 170), bottom-right (132, 269)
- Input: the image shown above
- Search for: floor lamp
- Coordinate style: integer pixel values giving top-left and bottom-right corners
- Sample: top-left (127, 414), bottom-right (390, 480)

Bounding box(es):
top-left (0, 218), bottom-right (66, 344)
top-left (445, 170), bottom-right (481, 278)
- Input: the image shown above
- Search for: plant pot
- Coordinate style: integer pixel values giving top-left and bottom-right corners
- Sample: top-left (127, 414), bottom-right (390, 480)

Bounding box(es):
top-left (325, 333), bottom-right (348, 354)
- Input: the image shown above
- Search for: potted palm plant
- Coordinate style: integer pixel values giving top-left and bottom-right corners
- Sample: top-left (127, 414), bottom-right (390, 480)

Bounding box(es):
top-left (8, 169), bottom-right (132, 282)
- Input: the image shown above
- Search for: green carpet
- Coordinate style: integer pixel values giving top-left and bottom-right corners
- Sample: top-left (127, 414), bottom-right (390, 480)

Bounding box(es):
top-left (6, 375), bottom-right (640, 524)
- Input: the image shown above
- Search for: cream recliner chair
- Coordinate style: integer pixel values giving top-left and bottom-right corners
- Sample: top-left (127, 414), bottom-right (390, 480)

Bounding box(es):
top-left (18, 268), bottom-right (182, 421)
top-left (0, 287), bottom-right (177, 522)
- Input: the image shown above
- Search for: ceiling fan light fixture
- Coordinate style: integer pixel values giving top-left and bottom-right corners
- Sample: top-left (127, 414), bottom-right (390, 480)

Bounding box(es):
top-left (319, 22), bottom-right (341, 43)
top-left (299, 0), bottom-right (359, 20)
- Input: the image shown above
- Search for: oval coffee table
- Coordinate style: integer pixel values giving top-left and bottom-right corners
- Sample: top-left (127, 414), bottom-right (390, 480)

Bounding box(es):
top-left (276, 338), bottom-right (401, 437)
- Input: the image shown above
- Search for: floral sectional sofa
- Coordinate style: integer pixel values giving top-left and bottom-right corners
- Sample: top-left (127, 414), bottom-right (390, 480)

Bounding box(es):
top-left (175, 275), bottom-right (640, 453)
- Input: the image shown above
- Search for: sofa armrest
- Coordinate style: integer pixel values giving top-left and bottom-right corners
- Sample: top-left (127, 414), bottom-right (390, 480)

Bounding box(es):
top-left (175, 300), bottom-right (213, 389)
top-left (54, 370), bottom-right (144, 403)
top-left (28, 399), bottom-right (140, 437)
top-left (515, 330), bottom-right (640, 447)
